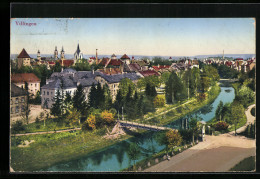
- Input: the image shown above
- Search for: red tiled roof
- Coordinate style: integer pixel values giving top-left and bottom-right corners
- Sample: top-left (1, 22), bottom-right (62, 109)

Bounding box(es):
top-left (89, 57), bottom-right (96, 59)
top-left (108, 59), bottom-right (123, 66)
top-left (120, 54), bottom-right (130, 59)
top-left (169, 57), bottom-right (172, 59)
top-left (236, 58), bottom-right (243, 61)
top-left (98, 67), bottom-right (122, 75)
top-left (48, 61), bottom-right (55, 65)
top-left (225, 61), bottom-right (232, 66)
top-left (100, 58), bottom-right (110, 66)
top-left (152, 65), bottom-right (171, 71)
top-left (17, 48), bottom-right (31, 58)
top-left (63, 60), bottom-right (74, 67)
top-left (11, 73), bottom-right (40, 83)
top-left (138, 70), bottom-right (159, 77)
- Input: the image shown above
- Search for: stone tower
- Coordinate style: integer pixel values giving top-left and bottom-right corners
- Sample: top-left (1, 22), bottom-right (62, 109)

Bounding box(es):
top-left (60, 46), bottom-right (65, 60)
top-left (54, 46), bottom-right (58, 60)
top-left (37, 50), bottom-right (41, 61)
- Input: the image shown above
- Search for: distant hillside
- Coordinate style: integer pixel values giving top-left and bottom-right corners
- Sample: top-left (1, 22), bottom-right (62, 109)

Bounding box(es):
top-left (10, 54), bottom-right (255, 60)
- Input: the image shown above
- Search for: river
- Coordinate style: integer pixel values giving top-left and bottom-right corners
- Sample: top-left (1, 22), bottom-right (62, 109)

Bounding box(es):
top-left (43, 86), bottom-right (235, 172)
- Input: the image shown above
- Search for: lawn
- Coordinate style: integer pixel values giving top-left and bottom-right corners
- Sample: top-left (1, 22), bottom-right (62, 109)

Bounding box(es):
top-left (229, 156), bottom-right (255, 171)
top-left (11, 126), bottom-right (130, 171)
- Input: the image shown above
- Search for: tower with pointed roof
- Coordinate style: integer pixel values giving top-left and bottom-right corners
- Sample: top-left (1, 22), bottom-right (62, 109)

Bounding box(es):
top-left (60, 46), bottom-right (65, 60)
top-left (54, 46), bottom-right (58, 60)
top-left (74, 43), bottom-right (83, 63)
top-left (17, 48), bottom-right (31, 69)
top-left (37, 50), bottom-right (41, 61)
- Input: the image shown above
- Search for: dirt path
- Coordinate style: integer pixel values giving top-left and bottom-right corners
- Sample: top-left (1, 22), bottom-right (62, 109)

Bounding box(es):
top-left (230, 104), bottom-right (255, 135)
top-left (144, 104), bottom-right (256, 172)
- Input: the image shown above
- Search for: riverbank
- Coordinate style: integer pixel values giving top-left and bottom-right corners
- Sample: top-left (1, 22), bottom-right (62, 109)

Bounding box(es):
top-left (11, 84), bottom-right (221, 172)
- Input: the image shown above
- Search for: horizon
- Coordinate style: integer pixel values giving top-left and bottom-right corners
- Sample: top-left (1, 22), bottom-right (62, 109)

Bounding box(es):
top-left (11, 18), bottom-right (255, 56)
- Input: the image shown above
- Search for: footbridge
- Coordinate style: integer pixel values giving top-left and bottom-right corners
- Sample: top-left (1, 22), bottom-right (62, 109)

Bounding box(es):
top-left (119, 120), bottom-right (176, 131)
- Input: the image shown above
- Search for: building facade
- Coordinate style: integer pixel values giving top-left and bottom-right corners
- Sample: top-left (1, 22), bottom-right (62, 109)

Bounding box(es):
top-left (17, 48), bottom-right (31, 69)
top-left (11, 73), bottom-right (41, 97)
top-left (10, 83), bottom-right (28, 118)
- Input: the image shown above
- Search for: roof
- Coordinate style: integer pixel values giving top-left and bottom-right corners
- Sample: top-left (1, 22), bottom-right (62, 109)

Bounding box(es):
top-left (128, 63), bottom-right (141, 71)
top-left (17, 48), bottom-right (31, 58)
top-left (111, 54), bottom-right (117, 57)
top-left (152, 65), bottom-right (171, 71)
top-left (98, 68), bottom-right (122, 75)
top-left (108, 59), bottom-right (123, 66)
top-left (236, 58), bottom-right (243, 61)
top-left (138, 70), bottom-right (160, 77)
top-left (11, 73), bottom-right (40, 83)
top-left (41, 77), bottom-right (77, 90)
top-left (62, 68), bottom-right (77, 73)
top-left (11, 83), bottom-right (27, 97)
top-left (100, 73), bottom-right (141, 83)
top-left (100, 58), bottom-right (110, 66)
top-left (75, 43), bottom-right (81, 55)
top-left (58, 60), bottom-right (74, 67)
top-left (120, 54), bottom-right (130, 59)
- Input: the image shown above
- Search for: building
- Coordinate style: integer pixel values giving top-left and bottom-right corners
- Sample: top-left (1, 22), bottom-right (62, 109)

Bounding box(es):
top-left (120, 54), bottom-right (131, 64)
top-left (37, 50), bottom-right (41, 61)
top-left (11, 73), bottom-right (41, 97)
top-left (10, 83), bottom-right (28, 118)
top-left (54, 46), bottom-right (58, 60)
top-left (74, 43), bottom-right (83, 62)
top-left (60, 46), bottom-right (65, 60)
top-left (17, 48), bottom-right (31, 69)
top-left (41, 68), bottom-right (142, 108)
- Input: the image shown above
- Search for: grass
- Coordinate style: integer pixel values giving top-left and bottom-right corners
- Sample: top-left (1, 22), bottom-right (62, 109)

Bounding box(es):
top-left (229, 156), bottom-right (255, 171)
top-left (11, 126), bottom-right (130, 171)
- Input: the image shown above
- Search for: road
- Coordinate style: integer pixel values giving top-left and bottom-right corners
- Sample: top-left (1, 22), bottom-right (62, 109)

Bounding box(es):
top-left (144, 104), bottom-right (256, 172)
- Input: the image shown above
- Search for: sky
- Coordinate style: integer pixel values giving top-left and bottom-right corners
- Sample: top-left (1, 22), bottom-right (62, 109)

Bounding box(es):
top-left (10, 18), bottom-right (255, 56)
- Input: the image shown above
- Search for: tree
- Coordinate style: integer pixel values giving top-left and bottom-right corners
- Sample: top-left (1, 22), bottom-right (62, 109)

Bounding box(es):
top-left (119, 78), bottom-right (135, 97)
top-left (88, 83), bottom-right (97, 108)
top-left (103, 84), bottom-right (113, 110)
top-left (189, 117), bottom-right (200, 143)
top-left (237, 85), bottom-right (255, 107)
top-left (101, 110), bottom-right (114, 125)
top-left (160, 72), bottom-right (171, 85)
top-left (53, 62), bottom-right (62, 72)
top-left (72, 84), bottom-right (87, 115)
top-left (166, 130), bottom-right (182, 150)
top-left (199, 71), bottom-right (210, 93)
top-left (51, 89), bottom-right (62, 118)
top-left (215, 101), bottom-right (224, 121)
top-left (127, 143), bottom-right (141, 171)
top-left (66, 108), bottom-right (81, 127)
top-left (95, 82), bottom-right (105, 109)
top-left (86, 114), bottom-right (96, 130)
top-left (113, 89), bottom-right (123, 111)
top-left (191, 67), bottom-right (200, 97)
top-left (24, 81), bottom-right (30, 124)
top-left (165, 72), bottom-right (183, 104)
top-left (231, 101), bottom-right (244, 136)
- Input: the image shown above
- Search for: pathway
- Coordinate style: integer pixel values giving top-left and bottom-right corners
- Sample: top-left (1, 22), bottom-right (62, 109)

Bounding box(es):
top-left (11, 127), bottom-right (81, 136)
top-left (144, 104), bottom-right (256, 172)
top-left (229, 104), bottom-right (256, 135)
top-left (119, 121), bottom-right (173, 131)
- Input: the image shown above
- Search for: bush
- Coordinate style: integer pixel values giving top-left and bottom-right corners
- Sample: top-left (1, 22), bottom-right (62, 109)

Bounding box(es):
top-left (250, 107), bottom-right (255, 117)
top-left (12, 121), bottom-right (25, 134)
top-left (214, 121), bottom-right (229, 131)
top-left (153, 95), bottom-right (166, 108)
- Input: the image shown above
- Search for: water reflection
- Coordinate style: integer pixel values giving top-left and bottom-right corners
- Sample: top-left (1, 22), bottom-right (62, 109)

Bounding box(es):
top-left (45, 86), bottom-right (235, 172)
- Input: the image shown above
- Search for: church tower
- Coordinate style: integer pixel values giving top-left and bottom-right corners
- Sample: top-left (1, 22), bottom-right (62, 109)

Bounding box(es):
top-left (61, 46), bottom-right (65, 60)
top-left (74, 43), bottom-right (83, 63)
top-left (54, 46), bottom-right (58, 60)
top-left (37, 50), bottom-right (41, 61)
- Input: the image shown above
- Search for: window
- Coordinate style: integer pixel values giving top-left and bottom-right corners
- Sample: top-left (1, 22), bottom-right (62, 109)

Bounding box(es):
top-left (11, 99), bottom-right (13, 105)
top-left (15, 98), bottom-right (18, 104)
top-left (10, 107), bottom-right (13, 114)
top-left (51, 92), bottom-right (53, 95)
top-left (21, 105), bottom-right (25, 112)
top-left (31, 83), bottom-right (33, 86)
top-left (21, 97), bottom-right (25, 102)
top-left (47, 91), bottom-right (49, 95)
top-left (35, 84), bottom-right (37, 87)
top-left (43, 91), bottom-right (45, 95)
top-left (15, 106), bottom-right (19, 113)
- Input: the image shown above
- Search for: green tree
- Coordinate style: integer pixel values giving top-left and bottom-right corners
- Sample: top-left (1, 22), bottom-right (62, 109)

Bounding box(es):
top-left (215, 101), bottom-right (224, 121)
top-left (160, 72), bottom-right (171, 85)
top-left (166, 130), bottom-right (182, 150)
top-left (165, 72), bottom-right (183, 104)
top-left (127, 143), bottom-right (141, 171)
top-left (191, 67), bottom-right (200, 96)
top-left (53, 62), bottom-right (62, 72)
top-left (66, 107), bottom-right (81, 127)
top-left (88, 83), bottom-right (97, 108)
top-left (72, 84), bottom-right (87, 115)
top-left (51, 89), bottom-right (62, 118)
top-left (24, 82), bottom-right (30, 124)
top-left (189, 117), bottom-right (200, 143)
top-left (119, 78), bottom-right (135, 97)
top-left (231, 101), bottom-right (244, 136)
top-left (113, 89), bottom-right (123, 112)
top-left (103, 84), bottom-right (112, 110)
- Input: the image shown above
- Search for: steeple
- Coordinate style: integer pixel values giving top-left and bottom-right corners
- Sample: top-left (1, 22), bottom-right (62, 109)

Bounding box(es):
top-left (61, 46), bottom-right (65, 60)
top-left (74, 42), bottom-right (83, 61)
top-left (37, 50), bottom-right (41, 61)
top-left (54, 46), bottom-right (58, 60)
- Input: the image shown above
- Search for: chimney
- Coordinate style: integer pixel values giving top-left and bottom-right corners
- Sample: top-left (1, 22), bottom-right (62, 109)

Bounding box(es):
top-left (157, 64), bottom-right (159, 68)
top-left (92, 69), bottom-right (94, 75)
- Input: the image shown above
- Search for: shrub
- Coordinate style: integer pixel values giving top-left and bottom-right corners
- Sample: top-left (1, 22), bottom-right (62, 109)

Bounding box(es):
top-left (214, 121), bottom-right (229, 131)
top-left (101, 110), bottom-right (115, 125)
top-left (197, 93), bottom-right (206, 101)
top-left (87, 114), bottom-right (96, 130)
top-left (250, 107), bottom-right (255, 117)
top-left (153, 95), bottom-right (166, 108)
top-left (12, 121), bottom-right (25, 134)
